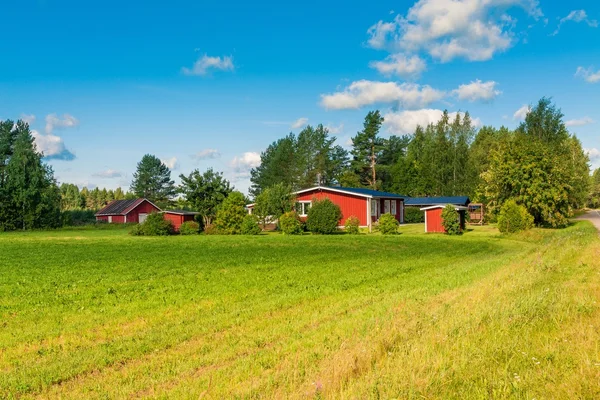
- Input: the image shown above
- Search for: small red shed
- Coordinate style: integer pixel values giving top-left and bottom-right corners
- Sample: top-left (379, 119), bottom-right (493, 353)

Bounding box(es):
top-left (247, 186), bottom-right (406, 230)
top-left (162, 210), bottom-right (200, 231)
top-left (421, 205), bottom-right (468, 233)
top-left (95, 198), bottom-right (161, 224)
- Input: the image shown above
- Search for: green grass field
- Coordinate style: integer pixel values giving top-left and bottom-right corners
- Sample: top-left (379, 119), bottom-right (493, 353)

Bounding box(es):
top-left (1, 223), bottom-right (599, 399)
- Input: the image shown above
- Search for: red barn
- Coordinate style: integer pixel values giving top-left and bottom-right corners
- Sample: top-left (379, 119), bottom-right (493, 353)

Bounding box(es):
top-left (248, 186), bottom-right (406, 230)
top-left (95, 198), bottom-right (161, 224)
top-left (162, 210), bottom-right (200, 231)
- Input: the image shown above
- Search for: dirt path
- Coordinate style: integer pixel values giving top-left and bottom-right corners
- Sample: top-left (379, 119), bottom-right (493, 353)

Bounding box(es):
top-left (577, 210), bottom-right (600, 233)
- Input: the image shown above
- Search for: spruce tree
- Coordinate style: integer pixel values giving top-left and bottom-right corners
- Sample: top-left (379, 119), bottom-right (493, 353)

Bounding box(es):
top-left (130, 154), bottom-right (176, 207)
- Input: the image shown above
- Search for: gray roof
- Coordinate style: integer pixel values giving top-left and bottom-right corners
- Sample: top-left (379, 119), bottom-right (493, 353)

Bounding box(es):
top-left (95, 198), bottom-right (160, 216)
top-left (405, 196), bottom-right (470, 207)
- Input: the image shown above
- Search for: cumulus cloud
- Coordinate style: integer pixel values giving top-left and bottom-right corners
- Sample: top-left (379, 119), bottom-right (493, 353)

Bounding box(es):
top-left (291, 117), bottom-right (308, 129)
top-left (369, 53), bottom-right (427, 79)
top-left (191, 149), bottom-right (220, 160)
top-left (366, 0), bottom-right (542, 63)
top-left (453, 79), bottom-right (501, 102)
top-left (575, 66), bottom-right (600, 83)
top-left (45, 113), bottom-right (79, 134)
top-left (32, 130), bottom-right (76, 161)
top-left (160, 157), bottom-right (179, 170)
top-left (325, 123), bottom-right (344, 134)
top-left (585, 148), bottom-right (600, 162)
top-left (552, 10), bottom-right (598, 35)
top-left (320, 80), bottom-right (445, 110)
top-left (20, 114), bottom-right (36, 125)
top-left (383, 109), bottom-right (481, 135)
top-left (231, 152), bottom-right (261, 173)
top-left (513, 105), bottom-right (530, 120)
top-left (565, 117), bottom-right (594, 127)
top-left (92, 169), bottom-right (122, 178)
top-left (182, 54), bottom-right (234, 76)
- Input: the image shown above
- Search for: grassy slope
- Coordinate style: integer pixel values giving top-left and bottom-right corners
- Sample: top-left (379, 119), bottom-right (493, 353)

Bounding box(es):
top-left (0, 223), bottom-right (598, 398)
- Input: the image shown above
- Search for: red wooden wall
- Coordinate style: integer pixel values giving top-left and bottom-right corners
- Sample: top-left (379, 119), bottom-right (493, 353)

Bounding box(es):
top-left (296, 190), bottom-right (368, 226)
top-left (163, 213), bottom-right (195, 231)
top-left (126, 201), bottom-right (160, 223)
top-left (425, 208), bottom-right (444, 233)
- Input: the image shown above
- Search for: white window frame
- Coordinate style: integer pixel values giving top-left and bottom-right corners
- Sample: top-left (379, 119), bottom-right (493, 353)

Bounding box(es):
top-left (371, 200), bottom-right (378, 217)
top-left (384, 200), bottom-right (390, 214)
top-left (296, 201), bottom-right (311, 217)
top-left (108, 216), bottom-right (113, 223)
top-left (391, 200), bottom-right (396, 215)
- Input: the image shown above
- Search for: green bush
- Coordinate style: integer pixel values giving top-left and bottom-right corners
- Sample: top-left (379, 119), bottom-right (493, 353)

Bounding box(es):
top-left (497, 199), bottom-right (534, 234)
top-left (179, 220), bottom-right (200, 235)
top-left (306, 198), bottom-right (342, 234)
top-left (441, 204), bottom-right (461, 235)
top-left (215, 191), bottom-right (247, 235)
top-left (130, 212), bottom-right (174, 236)
top-left (203, 224), bottom-right (220, 235)
top-left (344, 216), bottom-right (360, 234)
top-left (404, 207), bottom-right (425, 223)
top-left (378, 213), bottom-right (399, 235)
top-left (279, 211), bottom-right (303, 235)
top-left (241, 215), bottom-right (262, 235)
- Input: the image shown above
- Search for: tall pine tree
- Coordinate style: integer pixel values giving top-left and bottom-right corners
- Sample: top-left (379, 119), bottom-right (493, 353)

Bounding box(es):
top-left (130, 154), bottom-right (176, 208)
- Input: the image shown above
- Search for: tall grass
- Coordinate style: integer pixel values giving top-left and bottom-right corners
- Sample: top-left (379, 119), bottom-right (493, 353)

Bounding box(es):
top-left (0, 223), bottom-right (597, 398)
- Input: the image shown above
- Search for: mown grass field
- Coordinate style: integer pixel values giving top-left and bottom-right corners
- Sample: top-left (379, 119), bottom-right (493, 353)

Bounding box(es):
top-left (1, 222), bottom-right (599, 398)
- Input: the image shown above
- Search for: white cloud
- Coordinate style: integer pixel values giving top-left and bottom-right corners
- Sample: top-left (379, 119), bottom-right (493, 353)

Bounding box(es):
top-left (552, 10), bottom-right (598, 35)
top-left (20, 114), bottom-right (36, 125)
top-left (383, 109), bottom-right (481, 135)
top-left (320, 80), bottom-right (445, 110)
top-left (366, 0), bottom-right (543, 63)
top-left (325, 123), bottom-right (344, 134)
top-left (513, 105), bottom-right (530, 120)
top-left (231, 152), bottom-right (261, 172)
top-left (32, 130), bottom-right (75, 160)
top-left (92, 169), bottom-right (122, 179)
top-left (369, 53), bottom-right (427, 79)
top-left (291, 117), bottom-right (308, 129)
top-left (565, 117), bottom-right (594, 127)
top-left (191, 149), bottom-right (220, 160)
top-left (45, 113), bottom-right (79, 134)
top-left (160, 157), bottom-right (179, 170)
top-left (575, 66), bottom-right (600, 83)
top-left (182, 54), bottom-right (234, 76)
top-left (585, 148), bottom-right (600, 162)
top-left (453, 79), bottom-right (501, 102)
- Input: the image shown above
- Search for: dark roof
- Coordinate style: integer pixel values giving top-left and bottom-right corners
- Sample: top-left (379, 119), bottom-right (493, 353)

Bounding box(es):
top-left (95, 198), bottom-right (160, 216)
top-left (330, 187), bottom-right (407, 199)
top-left (162, 210), bottom-right (201, 215)
top-left (405, 196), bottom-right (470, 207)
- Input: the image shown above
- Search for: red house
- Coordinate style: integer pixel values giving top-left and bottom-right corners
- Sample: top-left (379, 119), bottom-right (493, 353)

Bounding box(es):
top-left (420, 205), bottom-right (468, 233)
top-left (95, 198), bottom-right (160, 224)
top-left (249, 186), bottom-right (406, 230)
top-left (161, 210), bottom-right (200, 231)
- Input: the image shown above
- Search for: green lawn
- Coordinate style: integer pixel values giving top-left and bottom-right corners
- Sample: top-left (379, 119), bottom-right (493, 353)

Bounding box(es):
top-left (1, 223), bottom-right (599, 398)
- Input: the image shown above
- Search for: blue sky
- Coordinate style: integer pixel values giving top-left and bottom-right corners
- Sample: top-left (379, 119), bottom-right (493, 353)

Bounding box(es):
top-left (1, 0), bottom-right (599, 194)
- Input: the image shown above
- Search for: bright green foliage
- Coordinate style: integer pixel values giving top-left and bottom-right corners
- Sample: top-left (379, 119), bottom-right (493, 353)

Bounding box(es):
top-left (0, 120), bottom-right (61, 231)
top-left (179, 168), bottom-right (232, 226)
top-left (215, 191), bottom-right (247, 235)
top-left (130, 154), bottom-right (176, 208)
top-left (344, 216), bottom-right (360, 234)
top-left (279, 211), bottom-right (303, 235)
top-left (404, 207), bottom-right (425, 223)
top-left (130, 212), bottom-right (174, 236)
top-left (241, 215), bottom-right (262, 235)
top-left (378, 213), bottom-right (399, 235)
top-left (351, 110), bottom-right (385, 189)
top-left (497, 199), bottom-right (534, 234)
top-left (589, 169), bottom-right (600, 208)
top-left (441, 204), bottom-right (461, 235)
top-left (305, 198), bottom-right (342, 234)
top-left (178, 221), bottom-right (200, 235)
top-left (253, 183), bottom-right (294, 227)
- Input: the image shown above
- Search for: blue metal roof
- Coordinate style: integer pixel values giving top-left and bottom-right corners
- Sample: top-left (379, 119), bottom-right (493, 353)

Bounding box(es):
top-left (405, 196), bottom-right (470, 207)
top-left (326, 187), bottom-right (407, 199)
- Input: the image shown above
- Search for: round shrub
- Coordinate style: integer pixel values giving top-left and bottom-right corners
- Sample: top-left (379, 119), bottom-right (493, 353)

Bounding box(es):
top-left (279, 211), bottom-right (303, 235)
top-left (404, 207), bottom-right (425, 223)
top-left (441, 204), bottom-right (461, 235)
top-left (130, 212), bottom-right (174, 236)
top-left (215, 191), bottom-right (247, 235)
top-left (306, 198), bottom-right (343, 234)
top-left (241, 215), bottom-right (262, 235)
top-left (378, 213), bottom-right (399, 235)
top-left (497, 199), bottom-right (534, 234)
top-left (203, 224), bottom-right (220, 235)
top-left (179, 220), bottom-right (200, 235)
top-left (344, 215), bottom-right (360, 234)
